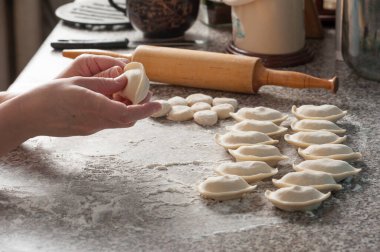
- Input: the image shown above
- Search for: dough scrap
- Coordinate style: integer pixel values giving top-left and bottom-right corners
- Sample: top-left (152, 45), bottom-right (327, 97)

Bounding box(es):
top-left (265, 185), bottom-right (331, 212)
top-left (197, 175), bottom-right (257, 201)
top-left (212, 97), bottom-right (238, 110)
top-left (211, 104), bottom-right (235, 119)
top-left (298, 144), bottom-right (362, 161)
top-left (291, 105), bottom-right (347, 122)
top-left (186, 93), bottom-right (213, 106)
top-left (193, 110), bottom-right (218, 126)
top-left (151, 100), bottom-right (172, 118)
top-left (284, 131), bottom-right (346, 148)
top-left (215, 131), bottom-right (278, 149)
top-left (121, 62), bottom-right (150, 104)
top-left (167, 105), bottom-right (193, 121)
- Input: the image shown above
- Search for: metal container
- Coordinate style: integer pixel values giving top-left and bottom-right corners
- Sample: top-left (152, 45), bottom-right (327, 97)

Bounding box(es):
top-left (341, 0), bottom-right (380, 81)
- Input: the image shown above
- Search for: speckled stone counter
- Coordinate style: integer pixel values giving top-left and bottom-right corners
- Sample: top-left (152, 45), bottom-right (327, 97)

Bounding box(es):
top-left (1, 21), bottom-right (379, 252)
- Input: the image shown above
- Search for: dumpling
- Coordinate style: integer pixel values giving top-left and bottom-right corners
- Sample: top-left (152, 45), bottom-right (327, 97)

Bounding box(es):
top-left (293, 159), bottom-right (361, 182)
top-left (228, 145), bottom-right (288, 167)
top-left (190, 102), bottom-right (212, 113)
top-left (230, 107), bottom-right (287, 125)
top-left (121, 62), bottom-right (149, 104)
top-left (167, 105), bottom-right (193, 121)
top-left (212, 97), bottom-right (238, 110)
top-left (291, 119), bottom-right (346, 134)
top-left (272, 171), bottom-right (342, 192)
top-left (284, 131), bottom-right (347, 148)
top-left (150, 100), bottom-right (172, 118)
top-left (265, 185), bottom-right (331, 212)
top-left (211, 104), bottom-right (235, 119)
top-left (197, 175), bottom-right (257, 201)
top-left (194, 110), bottom-right (218, 126)
top-left (298, 144), bottom-right (362, 161)
top-left (168, 96), bottom-right (187, 106)
top-left (214, 161), bottom-right (278, 183)
top-left (186, 93), bottom-right (213, 106)
top-left (226, 120), bottom-right (287, 137)
top-left (215, 131), bottom-right (278, 149)
top-left (291, 105), bottom-right (347, 122)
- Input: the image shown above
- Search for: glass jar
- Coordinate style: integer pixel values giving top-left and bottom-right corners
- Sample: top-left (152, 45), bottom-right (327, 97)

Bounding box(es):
top-left (341, 0), bottom-right (380, 81)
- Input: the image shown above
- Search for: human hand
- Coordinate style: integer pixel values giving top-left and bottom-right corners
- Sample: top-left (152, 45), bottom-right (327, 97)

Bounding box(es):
top-left (57, 54), bottom-right (128, 79)
top-left (14, 75), bottom-right (161, 137)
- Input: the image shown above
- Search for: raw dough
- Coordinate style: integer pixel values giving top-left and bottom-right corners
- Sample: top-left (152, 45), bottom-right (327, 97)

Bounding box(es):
top-left (230, 107), bottom-right (287, 124)
top-left (167, 105), bottom-right (193, 121)
top-left (211, 104), bottom-right (235, 119)
top-left (214, 161), bottom-right (278, 183)
top-left (193, 110), bottom-right (218, 126)
top-left (298, 144), bottom-right (362, 161)
top-left (284, 131), bottom-right (346, 148)
top-left (186, 93), bottom-right (213, 106)
top-left (120, 62), bottom-right (150, 104)
top-left (212, 97), bottom-right (238, 110)
top-left (265, 185), bottom-right (331, 212)
top-left (215, 131), bottom-right (278, 149)
top-left (293, 159), bottom-right (361, 182)
top-left (291, 119), bottom-right (346, 134)
top-left (197, 175), bottom-right (257, 201)
top-left (291, 105), bottom-right (347, 122)
top-left (226, 120), bottom-right (287, 137)
top-left (151, 100), bottom-right (172, 118)
top-left (228, 145), bottom-right (288, 167)
top-left (168, 96), bottom-right (187, 106)
top-left (190, 102), bottom-right (212, 113)
top-left (272, 171), bottom-right (342, 192)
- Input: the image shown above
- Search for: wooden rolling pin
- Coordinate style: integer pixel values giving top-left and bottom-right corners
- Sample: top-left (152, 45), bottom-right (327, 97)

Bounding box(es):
top-left (63, 45), bottom-right (338, 94)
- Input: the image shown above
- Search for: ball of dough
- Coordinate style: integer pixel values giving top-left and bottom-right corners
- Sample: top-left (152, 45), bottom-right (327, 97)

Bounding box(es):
top-left (186, 93), bottom-right (213, 106)
top-left (167, 105), bottom-right (193, 121)
top-left (212, 97), bottom-right (238, 110)
top-left (190, 102), bottom-right (212, 113)
top-left (121, 62), bottom-right (150, 104)
top-left (211, 103), bottom-right (235, 119)
top-left (151, 100), bottom-right (172, 118)
top-left (168, 96), bottom-right (187, 106)
top-left (193, 110), bottom-right (218, 126)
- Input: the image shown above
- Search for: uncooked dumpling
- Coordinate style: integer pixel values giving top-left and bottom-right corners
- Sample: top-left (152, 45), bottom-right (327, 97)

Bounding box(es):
top-left (212, 97), bottom-right (238, 110)
top-left (272, 171), bottom-right (342, 192)
top-left (193, 110), bottom-right (218, 126)
top-left (214, 161), bottom-right (278, 183)
top-left (284, 131), bottom-right (346, 148)
top-left (227, 120), bottom-right (287, 137)
top-left (298, 144), bottom-right (362, 161)
top-left (190, 102), bottom-right (212, 113)
top-left (265, 185), bottom-right (331, 212)
top-left (228, 145), bottom-right (288, 167)
top-left (291, 119), bottom-right (346, 134)
top-left (215, 131), bottom-right (278, 149)
top-left (186, 93), bottom-right (213, 106)
top-left (121, 62), bottom-right (150, 104)
top-left (197, 175), bottom-right (257, 201)
top-left (211, 104), bottom-right (235, 119)
top-left (150, 100), bottom-right (172, 118)
top-left (168, 96), bottom-right (187, 106)
top-left (230, 107), bottom-right (287, 125)
top-left (167, 105), bottom-right (193, 121)
top-left (293, 159), bottom-right (361, 182)
top-left (291, 105), bottom-right (347, 122)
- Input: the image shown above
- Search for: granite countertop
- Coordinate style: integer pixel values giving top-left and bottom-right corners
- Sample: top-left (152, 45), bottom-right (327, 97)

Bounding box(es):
top-left (1, 20), bottom-right (379, 252)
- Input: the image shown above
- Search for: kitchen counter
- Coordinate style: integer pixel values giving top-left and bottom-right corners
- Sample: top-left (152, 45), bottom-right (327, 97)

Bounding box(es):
top-left (1, 20), bottom-right (379, 252)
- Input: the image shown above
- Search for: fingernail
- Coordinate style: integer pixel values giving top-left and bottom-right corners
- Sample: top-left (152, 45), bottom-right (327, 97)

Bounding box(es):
top-left (113, 66), bottom-right (123, 76)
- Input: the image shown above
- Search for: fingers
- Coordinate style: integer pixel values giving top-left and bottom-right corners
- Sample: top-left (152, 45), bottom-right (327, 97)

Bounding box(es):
top-left (77, 54), bottom-right (127, 76)
top-left (72, 75), bottom-right (128, 95)
top-left (94, 66), bottom-right (123, 78)
top-left (121, 102), bottom-right (162, 123)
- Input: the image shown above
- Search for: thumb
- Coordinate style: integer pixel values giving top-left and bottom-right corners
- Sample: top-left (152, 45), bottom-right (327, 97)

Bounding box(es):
top-left (73, 74), bottom-right (128, 95)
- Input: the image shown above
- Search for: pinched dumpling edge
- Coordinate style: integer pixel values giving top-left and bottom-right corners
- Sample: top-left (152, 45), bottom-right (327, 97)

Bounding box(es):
top-left (293, 159), bottom-right (362, 182)
top-left (290, 119), bottom-right (346, 134)
top-left (228, 146), bottom-right (288, 167)
top-left (230, 108), bottom-right (288, 125)
top-left (265, 186), bottom-right (331, 212)
top-left (298, 144), bottom-right (362, 161)
top-left (291, 105), bottom-right (347, 122)
top-left (284, 132), bottom-right (347, 148)
top-left (272, 171), bottom-right (342, 192)
top-left (226, 120), bottom-right (288, 137)
top-left (197, 175), bottom-right (257, 201)
top-left (214, 161), bottom-right (278, 183)
top-left (215, 131), bottom-right (278, 149)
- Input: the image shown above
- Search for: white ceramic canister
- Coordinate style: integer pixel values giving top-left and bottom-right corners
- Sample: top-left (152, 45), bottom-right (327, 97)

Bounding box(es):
top-left (223, 0), bottom-right (305, 55)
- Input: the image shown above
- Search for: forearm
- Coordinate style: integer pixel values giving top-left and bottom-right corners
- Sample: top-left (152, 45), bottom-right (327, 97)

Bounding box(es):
top-left (0, 98), bottom-right (35, 156)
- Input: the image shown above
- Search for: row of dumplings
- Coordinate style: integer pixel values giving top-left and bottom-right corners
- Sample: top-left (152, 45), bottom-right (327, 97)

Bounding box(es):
top-left (266, 105), bottom-right (362, 211)
top-left (199, 106), bottom-right (290, 203)
top-left (151, 93), bottom-right (239, 126)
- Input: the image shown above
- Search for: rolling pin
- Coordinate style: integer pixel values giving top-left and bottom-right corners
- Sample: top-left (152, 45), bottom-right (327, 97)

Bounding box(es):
top-left (63, 45), bottom-right (338, 94)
